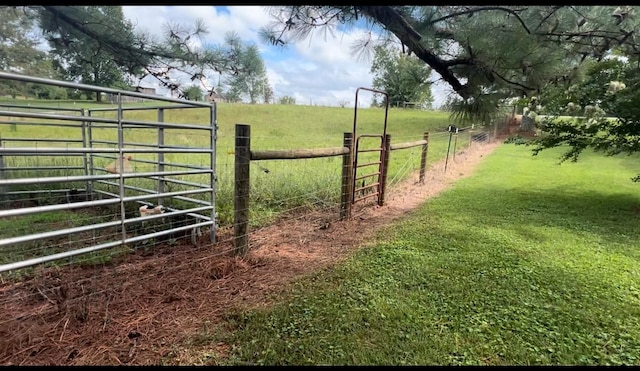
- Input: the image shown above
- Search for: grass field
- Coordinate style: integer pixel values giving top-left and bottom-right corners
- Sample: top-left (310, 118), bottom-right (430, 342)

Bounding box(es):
top-left (186, 143), bottom-right (640, 366)
top-left (0, 99), bottom-right (471, 228)
top-left (0, 98), bottom-right (486, 271)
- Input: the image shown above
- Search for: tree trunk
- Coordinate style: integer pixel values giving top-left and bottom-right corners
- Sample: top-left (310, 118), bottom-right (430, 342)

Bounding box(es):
top-left (521, 115), bottom-right (535, 132)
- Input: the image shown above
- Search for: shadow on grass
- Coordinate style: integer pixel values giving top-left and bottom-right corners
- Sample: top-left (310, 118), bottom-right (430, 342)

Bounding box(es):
top-left (429, 185), bottom-right (640, 259)
top-left (618, 155), bottom-right (640, 180)
top-left (220, 217), bottom-right (640, 365)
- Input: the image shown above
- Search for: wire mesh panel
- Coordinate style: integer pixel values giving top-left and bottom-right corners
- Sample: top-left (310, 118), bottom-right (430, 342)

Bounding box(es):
top-left (0, 72), bottom-right (218, 276)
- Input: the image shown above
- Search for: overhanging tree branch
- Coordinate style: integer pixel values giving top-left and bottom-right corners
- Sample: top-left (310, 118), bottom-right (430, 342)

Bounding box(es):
top-left (491, 70), bottom-right (536, 93)
top-left (532, 5), bottom-right (564, 33)
top-left (430, 6), bottom-right (532, 34)
top-left (355, 6), bottom-right (470, 98)
top-left (42, 6), bottom-right (176, 61)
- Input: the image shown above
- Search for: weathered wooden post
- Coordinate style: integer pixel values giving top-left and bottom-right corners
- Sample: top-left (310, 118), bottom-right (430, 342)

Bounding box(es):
top-left (419, 132), bottom-right (429, 184)
top-left (234, 124), bottom-right (251, 255)
top-left (378, 134), bottom-right (391, 206)
top-left (340, 132), bottom-right (354, 220)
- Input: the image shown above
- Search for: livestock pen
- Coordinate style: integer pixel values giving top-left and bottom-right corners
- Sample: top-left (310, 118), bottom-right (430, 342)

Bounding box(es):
top-left (0, 72), bottom-right (218, 276)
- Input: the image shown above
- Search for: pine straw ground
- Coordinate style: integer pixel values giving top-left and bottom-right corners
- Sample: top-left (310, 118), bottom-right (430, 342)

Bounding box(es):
top-left (0, 138), bottom-right (501, 366)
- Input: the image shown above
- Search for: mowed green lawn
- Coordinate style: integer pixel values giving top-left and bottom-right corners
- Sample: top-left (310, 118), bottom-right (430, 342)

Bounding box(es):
top-left (184, 143), bottom-right (640, 366)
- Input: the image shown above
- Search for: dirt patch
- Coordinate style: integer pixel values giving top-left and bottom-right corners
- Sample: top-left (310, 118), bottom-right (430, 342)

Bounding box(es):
top-left (0, 139), bottom-right (502, 366)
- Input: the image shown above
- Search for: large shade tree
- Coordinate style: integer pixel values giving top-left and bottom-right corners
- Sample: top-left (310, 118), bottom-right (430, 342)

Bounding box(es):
top-left (258, 5), bottom-right (640, 181)
top-left (10, 5), bottom-right (640, 169)
top-left (258, 6), bottom-right (640, 123)
top-left (15, 6), bottom-right (639, 109)
top-left (0, 7), bottom-right (59, 98)
top-left (19, 5), bottom-right (250, 100)
top-left (39, 6), bottom-right (140, 100)
top-left (370, 44), bottom-right (433, 109)
top-left (222, 31), bottom-right (271, 104)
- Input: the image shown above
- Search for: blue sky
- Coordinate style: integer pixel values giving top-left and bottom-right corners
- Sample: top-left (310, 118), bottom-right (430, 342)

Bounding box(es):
top-left (122, 6), bottom-right (451, 108)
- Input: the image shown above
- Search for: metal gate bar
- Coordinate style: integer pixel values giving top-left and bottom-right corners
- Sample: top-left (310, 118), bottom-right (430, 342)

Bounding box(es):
top-left (351, 87), bottom-right (389, 206)
top-left (0, 71), bottom-right (218, 274)
top-left (352, 134), bottom-right (384, 203)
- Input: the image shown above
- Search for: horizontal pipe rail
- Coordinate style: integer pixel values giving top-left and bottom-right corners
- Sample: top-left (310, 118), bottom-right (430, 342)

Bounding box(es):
top-left (96, 179), bottom-right (209, 198)
top-left (251, 146), bottom-right (348, 160)
top-left (91, 139), bottom-right (204, 150)
top-left (354, 172), bottom-right (380, 182)
top-left (0, 110), bottom-right (212, 130)
top-left (0, 198), bottom-right (119, 218)
top-left (1, 166), bottom-right (85, 171)
top-left (0, 103), bottom-right (84, 112)
top-left (0, 120), bottom-right (85, 128)
top-left (354, 182), bottom-right (379, 193)
top-left (0, 137), bottom-right (83, 144)
top-left (356, 148), bottom-right (383, 153)
top-left (96, 181), bottom-right (212, 207)
top-left (0, 110), bottom-right (119, 124)
top-left (0, 71), bottom-right (213, 107)
top-left (166, 195), bottom-right (210, 207)
top-left (357, 133), bottom-right (384, 138)
top-left (0, 220), bottom-right (214, 273)
top-left (119, 188), bottom-right (214, 205)
top-left (0, 169), bottom-right (212, 186)
top-left (0, 205), bottom-right (214, 249)
top-left (390, 139), bottom-right (428, 150)
top-left (0, 187), bottom-right (213, 218)
top-left (91, 155), bottom-right (210, 171)
top-left (0, 147), bottom-right (215, 155)
top-left (86, 123), bottom-right (210, 130)
top-left (355, 160), bottom-right (382, 168)
top-left (147, 175), bottom-right (210, 189)
top-left (0, 152), bottom-right (86, 157)
top-left (1, 189), bottom-right (86, 195)
top-left (353, 192), bottom-right (379, 204)
top-left (88, 104), bottom-right (202, 112)
top-left (94, 189), bottom-right (213, 219)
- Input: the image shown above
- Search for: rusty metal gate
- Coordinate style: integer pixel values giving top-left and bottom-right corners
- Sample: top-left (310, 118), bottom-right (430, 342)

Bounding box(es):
top-left (351, 87), bottom-right (389, 206)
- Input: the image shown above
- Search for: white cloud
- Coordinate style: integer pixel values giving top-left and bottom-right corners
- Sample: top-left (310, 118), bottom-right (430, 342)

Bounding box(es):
top-left (122, 6), bottom-right (451, 108)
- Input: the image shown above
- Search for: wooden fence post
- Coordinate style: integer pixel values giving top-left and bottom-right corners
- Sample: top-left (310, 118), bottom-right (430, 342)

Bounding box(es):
top-left (234, 124), bottom-right (250, 256)
top-left (340, 132), bottom-right (353, 220)
top-left (378, 134), bottom-right (391, 206)
top-left (419, 132), bottom-right (429, 184)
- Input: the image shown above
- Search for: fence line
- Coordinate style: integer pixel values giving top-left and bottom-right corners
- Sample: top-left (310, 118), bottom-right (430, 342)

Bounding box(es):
top-left (232, 123), bottom-right (438, 255)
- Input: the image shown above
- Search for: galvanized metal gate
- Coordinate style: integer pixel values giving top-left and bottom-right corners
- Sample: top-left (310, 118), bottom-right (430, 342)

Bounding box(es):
top-left (0, 72), bottom-right (218, 274)
top-left (351, 87), bottom-right (389, 206)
